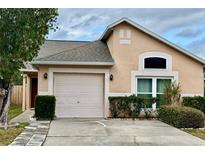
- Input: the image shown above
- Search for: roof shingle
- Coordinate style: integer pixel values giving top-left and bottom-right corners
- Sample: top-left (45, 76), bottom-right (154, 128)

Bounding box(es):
top-left (36, 40), bottom-right (89, 59)
top-left (34, 41), bottom-right (114, 63)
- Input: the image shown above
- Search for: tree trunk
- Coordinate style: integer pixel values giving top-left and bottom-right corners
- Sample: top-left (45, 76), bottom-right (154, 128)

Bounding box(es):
top-left (0, 80), bottom-right (11, 129)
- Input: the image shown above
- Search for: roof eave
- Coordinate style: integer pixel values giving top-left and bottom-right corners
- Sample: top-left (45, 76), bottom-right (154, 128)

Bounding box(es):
top-left (19, 68), bottom-right (38, 73)
top-left (31, 61), bottom-right (115, 66)
top-left (99, 17), bottom-right (129, 40)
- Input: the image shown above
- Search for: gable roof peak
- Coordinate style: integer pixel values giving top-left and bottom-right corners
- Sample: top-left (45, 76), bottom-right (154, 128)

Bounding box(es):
top-left (100, 17), bottom-right (205, 65)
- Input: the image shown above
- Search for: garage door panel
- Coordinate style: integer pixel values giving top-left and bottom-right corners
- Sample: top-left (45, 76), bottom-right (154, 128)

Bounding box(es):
top-left (55, 107), bottom-right (103, 117)
top-left (54, 73), bottom-right (104, 118)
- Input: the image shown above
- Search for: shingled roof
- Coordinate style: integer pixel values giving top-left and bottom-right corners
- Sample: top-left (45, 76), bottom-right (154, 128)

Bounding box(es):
top-left (36, 40), bottom-right (89, 59)
top-left (32, 40), bottom-right (114, 65)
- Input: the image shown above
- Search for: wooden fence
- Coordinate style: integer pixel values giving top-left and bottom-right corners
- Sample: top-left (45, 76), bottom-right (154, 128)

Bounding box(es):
top-left (11, 85), bottom-right (23, 106)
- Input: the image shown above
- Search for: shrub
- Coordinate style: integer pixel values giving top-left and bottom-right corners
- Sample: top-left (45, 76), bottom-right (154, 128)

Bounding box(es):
top-left (158, 105), bottom-right (205, 128)
top-left (35, 95), bottom-right (56, 120)
top-left (163, 81), bottom-right (182, 105)
top-left (109, 95), bottom-right (143, 118)
top-left (182, 96), bottom-right (205, 113)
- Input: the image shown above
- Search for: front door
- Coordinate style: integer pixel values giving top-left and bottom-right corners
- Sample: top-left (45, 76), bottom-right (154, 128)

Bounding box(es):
top-left (31, 78), bottom-right (38, 108)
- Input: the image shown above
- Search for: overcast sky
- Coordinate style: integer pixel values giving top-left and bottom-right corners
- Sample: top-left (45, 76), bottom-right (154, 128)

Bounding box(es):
top-left (48, 8), bottom-right (205, 59)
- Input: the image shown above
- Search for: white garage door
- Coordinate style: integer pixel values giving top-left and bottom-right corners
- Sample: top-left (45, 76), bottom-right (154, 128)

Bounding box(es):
top-left (54, 73), bottom-right (104, 118)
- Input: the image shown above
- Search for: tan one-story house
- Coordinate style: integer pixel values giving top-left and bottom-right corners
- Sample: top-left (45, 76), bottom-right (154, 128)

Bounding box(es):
top-left (20, 17), bottom-right (205, 118)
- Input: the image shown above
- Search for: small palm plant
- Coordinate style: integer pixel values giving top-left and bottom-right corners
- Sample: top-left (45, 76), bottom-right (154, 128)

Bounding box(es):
top-left (163, 80), bottom-right (182, 106)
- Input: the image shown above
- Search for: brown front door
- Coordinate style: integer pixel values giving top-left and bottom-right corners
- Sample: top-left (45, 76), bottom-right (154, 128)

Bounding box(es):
top-left (31, 78), bottom-right (38, 108)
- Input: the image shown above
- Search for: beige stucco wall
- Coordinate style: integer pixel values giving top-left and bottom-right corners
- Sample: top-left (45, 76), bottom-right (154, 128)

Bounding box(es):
top-left (107, 22), bottom-right (204, 95)
top-left (37, 65), bottom-right (110, 93)
top-left (38, 66), bottom-right (48, 92)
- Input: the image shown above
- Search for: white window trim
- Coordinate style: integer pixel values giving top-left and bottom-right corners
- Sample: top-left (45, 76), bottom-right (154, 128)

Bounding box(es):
top-left (131, 70), bottom-right (179, 94)
top-left (137, 92), bottom-right (152, 94)
top-left (143, 56), bottom-right (168, 70)
top-left (139, 51), bottom-right (172, 71)
top-left (153, 78), bottom-right (157, 97)
top-left (136, 77), bottom-right (173, 97)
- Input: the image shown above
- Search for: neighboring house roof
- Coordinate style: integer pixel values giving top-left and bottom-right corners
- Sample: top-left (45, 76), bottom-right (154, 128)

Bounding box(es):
top-left (100, 17), bottom-right (205, 65)
top-left (31, 41), bottom-right (114, 66)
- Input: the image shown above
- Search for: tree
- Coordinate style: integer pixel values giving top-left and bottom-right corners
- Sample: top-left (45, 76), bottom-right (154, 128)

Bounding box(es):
top-left (0, 9), bottom-right (58, 128)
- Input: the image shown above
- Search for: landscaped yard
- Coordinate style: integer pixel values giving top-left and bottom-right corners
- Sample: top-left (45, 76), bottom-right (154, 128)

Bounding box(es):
top-left (0, 104), bottom-right (28, 146)
top-left (8, 104), bottom-right (23, 120)
top-left (0, 122), bottom-right (29, 145)
top-left (184, 129), bottom-right (205, 141)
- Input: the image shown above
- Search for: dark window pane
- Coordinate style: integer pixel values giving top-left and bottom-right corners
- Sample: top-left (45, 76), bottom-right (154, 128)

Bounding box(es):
top-left (137, 94), bottom-right (152, 108)
top-left (157, 79), bottom-right (171, 93)
top-left (157, 94), bottom-right (165, 108)
top-left (144, 57), bottom-right (166, 69)
top-left (137, 79), bottom-right (152, 93)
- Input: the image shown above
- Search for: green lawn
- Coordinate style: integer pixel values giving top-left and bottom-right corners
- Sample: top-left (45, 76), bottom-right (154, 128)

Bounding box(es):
top-left (184, 129), bottom-right (205, 140)
top-left (0, 122), bottom-right (29, 145)
top-left (8, 104), bottom-right (23, 120)
top-left (0, 103), bottom-right (27, 146)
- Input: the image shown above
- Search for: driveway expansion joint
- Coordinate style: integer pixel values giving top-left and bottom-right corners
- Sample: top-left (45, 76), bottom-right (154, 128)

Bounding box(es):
top-left (9, 120), bottom-right (50, 146)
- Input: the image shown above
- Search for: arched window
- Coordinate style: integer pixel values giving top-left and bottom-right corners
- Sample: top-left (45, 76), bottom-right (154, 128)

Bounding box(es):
top-left (144, 57), bottom-right (167, 69)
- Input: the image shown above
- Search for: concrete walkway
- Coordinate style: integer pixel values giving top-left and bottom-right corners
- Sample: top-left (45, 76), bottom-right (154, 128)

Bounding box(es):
top-left (10, 110), bottom-right (34, 123)
top-left (9, 110), bottom-right (50, 146)
top-left (10, 120), bottom-right (50, 146)
top-left (44, 119), bottom-right (205, 146)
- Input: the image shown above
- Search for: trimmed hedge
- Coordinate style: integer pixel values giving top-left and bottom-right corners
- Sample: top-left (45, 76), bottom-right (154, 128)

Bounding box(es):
top-left (108, 95), bottom-right (143, 118)
top-left (158, 105), bottom-right (205, 128)
top-left (183, 96), bottom-right (205, 113)
top-left (35, 95), bottom-right (56, 120)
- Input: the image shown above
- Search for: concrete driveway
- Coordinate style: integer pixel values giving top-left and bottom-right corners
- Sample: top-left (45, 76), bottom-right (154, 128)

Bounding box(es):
top-left (43, 119), bottom-right (205, 146)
